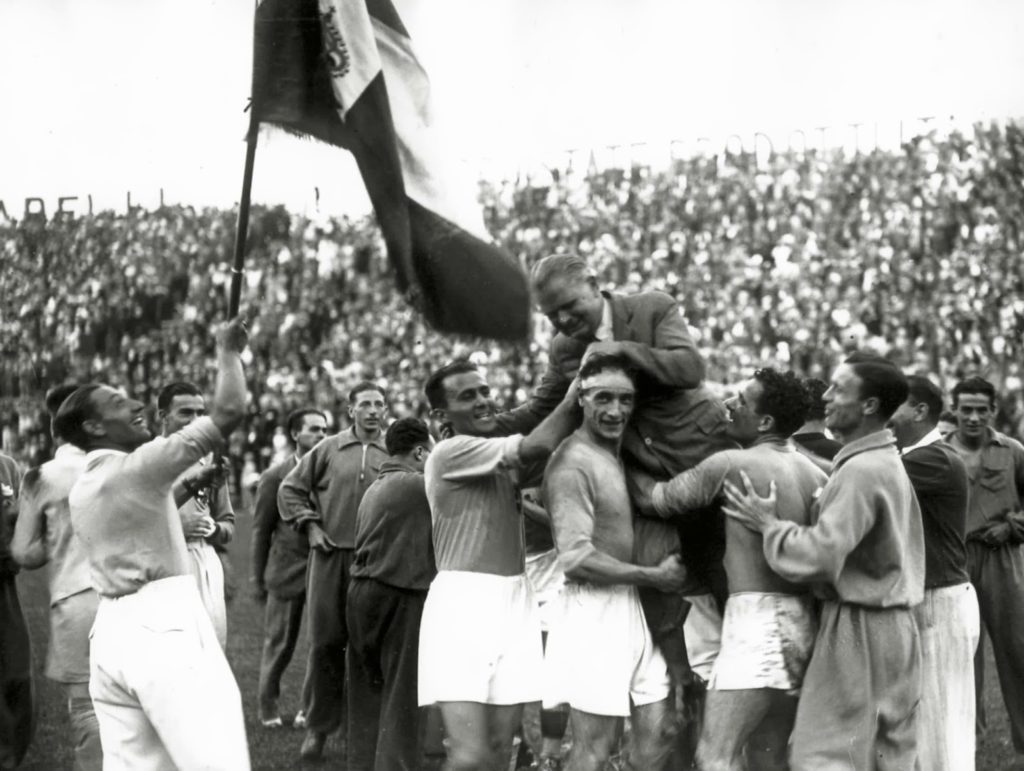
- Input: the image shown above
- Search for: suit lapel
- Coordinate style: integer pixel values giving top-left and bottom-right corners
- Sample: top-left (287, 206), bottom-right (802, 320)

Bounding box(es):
top-left (608, 293), bottom-right (633, 341)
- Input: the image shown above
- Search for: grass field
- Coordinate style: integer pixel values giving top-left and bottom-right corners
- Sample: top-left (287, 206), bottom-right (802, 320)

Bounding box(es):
top-left (13, 504), bottom-right (1024, 770)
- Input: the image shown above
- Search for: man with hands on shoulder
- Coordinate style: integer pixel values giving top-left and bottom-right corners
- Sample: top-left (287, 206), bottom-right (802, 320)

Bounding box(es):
top-left (418, 358), bottom-right (580, 771)
top-left (722, 352), bottom-right (924, 771)
top-left (492, 253), bottom-right (738, 754)
top-left (633, 368), bottom-right (827, 771)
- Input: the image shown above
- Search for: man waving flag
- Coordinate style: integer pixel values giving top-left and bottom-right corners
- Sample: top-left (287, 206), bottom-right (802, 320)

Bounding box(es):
top-left (250, 0), bottom-right (530, 341)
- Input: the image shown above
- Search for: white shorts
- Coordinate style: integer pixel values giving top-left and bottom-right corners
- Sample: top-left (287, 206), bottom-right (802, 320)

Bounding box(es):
top-left (709, 592), bottom-right (816, 693)
top-left (683, 593), bottom-right (723, 682)
top-left (543, 583), bottom-right (670, 717)
top-left (418, 570), bottom-right (543, 706)
top-left (525, 549), bottom-right (564, 633)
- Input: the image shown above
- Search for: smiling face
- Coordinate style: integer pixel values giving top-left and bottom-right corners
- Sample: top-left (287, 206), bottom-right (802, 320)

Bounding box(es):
top-left (349, 388), bottom-right (387, 437)
top-left (954, 392), bottom-right (994, 441)
top-left (160, 394), bottom-right (207, 436)
top-left (822, 363), bottom-right (866, 439)
top-left (535, 275), bottom-right (604, 341)
top-left (86, 386), bottom-right (151, 450)
top-left (579, 370), bottom-right (636, 447)
top-left (434, 371), bottom-right (498, 436)
top-left (723, 379), bottom-right (767, 446)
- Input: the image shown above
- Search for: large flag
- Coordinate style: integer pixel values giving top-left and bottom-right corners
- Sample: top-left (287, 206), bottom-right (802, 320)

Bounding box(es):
top-left (250, 0), bottom-right (530, 341)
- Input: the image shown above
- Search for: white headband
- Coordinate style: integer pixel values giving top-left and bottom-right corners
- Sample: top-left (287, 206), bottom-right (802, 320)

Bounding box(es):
top-left (580, 370), bottom-right (636, 393)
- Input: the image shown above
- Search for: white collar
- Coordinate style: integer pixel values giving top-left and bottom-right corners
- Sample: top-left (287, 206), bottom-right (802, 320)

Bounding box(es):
top-left (594, 297), bottom-right (614, 341)
top-left (900, 426), bottom-right (943, 456)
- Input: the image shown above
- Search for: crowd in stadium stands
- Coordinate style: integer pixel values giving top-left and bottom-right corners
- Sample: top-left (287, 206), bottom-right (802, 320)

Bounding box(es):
top-left (3, 122), bottom-right (1023, 476)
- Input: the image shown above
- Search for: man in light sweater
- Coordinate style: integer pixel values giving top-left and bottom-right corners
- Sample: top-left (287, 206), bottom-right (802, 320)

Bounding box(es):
top-left (724, 352), bottom-right (925, 770)
top-left (62, 318), bottom-right (251, 770)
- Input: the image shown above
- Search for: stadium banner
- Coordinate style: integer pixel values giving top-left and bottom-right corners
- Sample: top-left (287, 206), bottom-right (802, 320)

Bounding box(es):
top-left (250, 0), bottom-right (531, 341)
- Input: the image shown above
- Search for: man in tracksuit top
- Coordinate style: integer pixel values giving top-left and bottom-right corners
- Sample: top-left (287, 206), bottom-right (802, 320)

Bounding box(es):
top-left (278, 381), bottom-right (389, 761)
top-left (725, 352), bottom-right (925, 770)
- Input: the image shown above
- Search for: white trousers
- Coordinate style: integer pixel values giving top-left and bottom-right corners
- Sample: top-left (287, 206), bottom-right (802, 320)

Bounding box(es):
top-left (187, 539), bottom-right (227, 649)
top-left (913, 582), bottom-right (980, 771)
top-left (89, 576), bottom-right (250, 771)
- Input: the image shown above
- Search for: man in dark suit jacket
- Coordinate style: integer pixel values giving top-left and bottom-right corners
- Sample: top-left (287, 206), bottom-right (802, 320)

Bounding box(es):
top-left (252, 408), bottom-right (328, 728)
top-left (494, 254), bottom-right (738, 743)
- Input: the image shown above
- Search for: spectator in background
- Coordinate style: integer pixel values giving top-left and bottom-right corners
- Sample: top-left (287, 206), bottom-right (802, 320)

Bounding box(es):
top-left (945, 376), bottom-right (1024, 756)
top-left (937, 410), bottom-right (958, 437)
top-left (0, 450), bottom-right (33, 770)
top-left (791, 377), bottom-right (841, 471)
top-left (11, 384), bottom-right (102, 771)
top-left (251, 407), bottom-right (328, 728)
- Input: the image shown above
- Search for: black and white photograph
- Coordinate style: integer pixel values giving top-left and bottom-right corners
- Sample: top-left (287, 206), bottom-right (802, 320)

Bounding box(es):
top-left (2, 0), bottom-right (1023, 768)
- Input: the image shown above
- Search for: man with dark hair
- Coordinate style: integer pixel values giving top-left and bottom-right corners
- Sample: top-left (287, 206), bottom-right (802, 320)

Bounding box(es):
top-left (12, 383), bottom-right (102, 770)
top-left (65, 319), bottom-right (251, 769)
top-left (936, 410), bottom-right (958, 436)
top-left (724, 352), bottom-right (925, 769)
top-left (0, 451), bottom-right (33, 770)
top-left (157, 380), bottom-right (235, 648)
top-left (543, 355), bottom-right (684, 771)
top-left (279, 381), bottom-right (389, 759)
top-left (346, 417), bottom-right (435, 771)
top-left (252, 407), bottom-right (328, 728)
top-left (419, 359), bottom-right (579, 771)
top-left (946, 376), bottom-right (1024, 754)
top-left (791, 377), bottom-right (841, 470)
top-left (888, 375), bottom-right (978, 770)
top-left (634, 368), bottom-right (827, 770)
top-left (494, 253), bottom-right (738, 744)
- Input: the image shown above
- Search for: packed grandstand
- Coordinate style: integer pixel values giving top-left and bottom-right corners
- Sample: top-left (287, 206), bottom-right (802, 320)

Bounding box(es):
top-left (3, 121), bottom-right (1023, 476)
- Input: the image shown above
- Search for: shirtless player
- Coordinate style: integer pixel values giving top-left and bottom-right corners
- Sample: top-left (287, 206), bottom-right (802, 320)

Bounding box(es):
top-left (635, 368), bottom-right (827, 771)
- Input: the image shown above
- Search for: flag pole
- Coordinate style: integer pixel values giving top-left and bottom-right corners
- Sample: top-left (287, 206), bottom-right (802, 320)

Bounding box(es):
top-left (229, 112), bottom-right (259, 318)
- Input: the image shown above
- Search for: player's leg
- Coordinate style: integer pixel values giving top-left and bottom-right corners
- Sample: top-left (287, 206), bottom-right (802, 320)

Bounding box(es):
top-left (740, 692), bottom-right (797, 771)
top-left (485, 702), bottom-right (526, 771)
top-left (694, 689), bottom-right (774, 771)
top-left (438, 701), bottom-right (494, 771)
top-left (627, 697), bottom-right (676, 771)
top-left (565, 709), bottom-right (620, 771)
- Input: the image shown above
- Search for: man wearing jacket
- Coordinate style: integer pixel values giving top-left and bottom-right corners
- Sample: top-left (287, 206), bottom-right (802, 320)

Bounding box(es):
top-left (493, 253), bottom-right (737, 740)
top-left (278, 382), bottom-right (389, 760)
top-left (252, 407), bottom-right (328, 728)
top-left (945, 376), bottom-right (1024, 756)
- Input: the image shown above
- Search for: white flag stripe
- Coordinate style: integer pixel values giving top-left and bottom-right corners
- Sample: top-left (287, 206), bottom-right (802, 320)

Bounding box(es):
top-left (371, 16), bottom-right (490, 241)
top-left (320, 0), bottom-right (379, 117)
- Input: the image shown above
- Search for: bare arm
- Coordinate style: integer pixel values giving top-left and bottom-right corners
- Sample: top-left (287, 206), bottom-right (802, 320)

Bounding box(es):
top-left (567, 551), bottom-right (686, 591)
top-left (518, 379), bottom-right (581, 464)
top-left (208, 317), bottom-right (249, 438)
